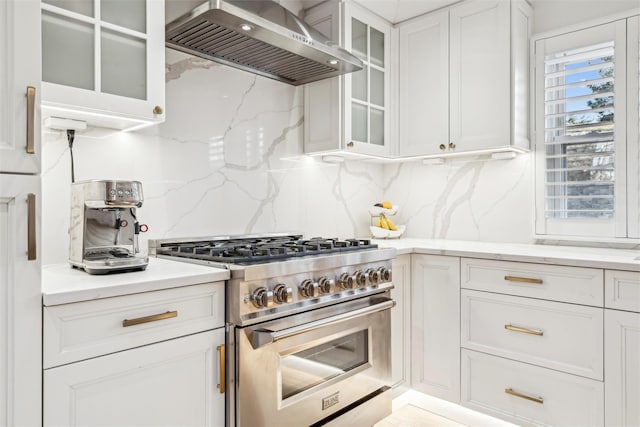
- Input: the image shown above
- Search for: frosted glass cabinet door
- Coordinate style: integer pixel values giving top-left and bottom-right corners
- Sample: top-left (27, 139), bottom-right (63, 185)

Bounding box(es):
top-left (40, 0), bottom-right (164, 129)
top-left (101, 0), bottom-right (146, 32)
top-left (101, 29), bottom-right (147, 100)
top-left (42, 11), bottom-right (95, 90)
top-left (343, 3), bottom-right (392, 156)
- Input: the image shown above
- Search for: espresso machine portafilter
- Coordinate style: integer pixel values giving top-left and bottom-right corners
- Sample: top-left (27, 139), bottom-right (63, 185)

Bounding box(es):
top-left (69, 180), bottom-right (149, 274)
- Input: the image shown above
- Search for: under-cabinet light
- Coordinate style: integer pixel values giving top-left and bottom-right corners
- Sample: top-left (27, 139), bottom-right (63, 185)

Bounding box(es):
top-left (491, 151), bottom-right (517, 160)
top-left (43, 117), bottom-right (87, 131)
top-left (422, 158), bottom-right (445, 165)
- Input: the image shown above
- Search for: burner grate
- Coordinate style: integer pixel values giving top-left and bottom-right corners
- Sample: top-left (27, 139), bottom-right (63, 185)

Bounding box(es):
top-left (157, 235), bottom-right (377, 264)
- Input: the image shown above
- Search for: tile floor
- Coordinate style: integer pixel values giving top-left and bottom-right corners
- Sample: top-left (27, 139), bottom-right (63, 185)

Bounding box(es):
top-left (375, 390), bottom-right (518, 427)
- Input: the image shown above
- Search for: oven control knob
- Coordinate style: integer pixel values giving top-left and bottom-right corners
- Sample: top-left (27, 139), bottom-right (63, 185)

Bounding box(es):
top-left (251, 287), bottom-right (274, 308)
top-left (318, 276), bottom-right (335, 294)
top-left (338, 273), bottom-right (355, 290)
top-left (273, 284), bottom-right (293, 304)
top-left (366, 268), bottom-right (381, 286)
top-left (353, 270), bottom-right (367, 288)
top-left (299, 279), bottom-right (319, 298)
top-left (378, 267), bottom-right (392, 282)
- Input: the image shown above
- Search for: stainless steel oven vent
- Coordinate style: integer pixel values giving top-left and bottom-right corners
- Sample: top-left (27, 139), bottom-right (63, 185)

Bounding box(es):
top-left (166, 0), bottom-right (363, 86)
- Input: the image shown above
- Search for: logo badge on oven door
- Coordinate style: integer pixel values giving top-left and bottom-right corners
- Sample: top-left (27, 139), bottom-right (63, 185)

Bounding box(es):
top-left (322, 391), bottom-right (340, 411)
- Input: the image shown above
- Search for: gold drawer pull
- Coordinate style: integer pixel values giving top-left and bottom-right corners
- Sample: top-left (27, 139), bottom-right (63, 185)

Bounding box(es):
top-left (504, 275), bottom-right (543, 285)
top-left (26, 86), bottom-right (36, 154)
top-left (505, 388), bottom-right (544, 404)
top-left (27, 193), bottom-right (36, 261)
top-left (217, 344), bottom-right (225, 394)
top-left (505, 324), bottom-right (543, 336)
top-left (122, 311), bottom-right (177, 327)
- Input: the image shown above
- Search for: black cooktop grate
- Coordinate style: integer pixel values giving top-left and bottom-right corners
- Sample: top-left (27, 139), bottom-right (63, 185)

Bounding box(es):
top-left (157, 236), bottom-right (377, 265)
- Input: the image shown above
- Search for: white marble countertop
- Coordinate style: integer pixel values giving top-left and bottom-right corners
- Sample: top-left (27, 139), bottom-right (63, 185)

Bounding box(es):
top-left (373, 238), bottom-right (640, 271)
top-left (42, 257), bottom-right (230, 306)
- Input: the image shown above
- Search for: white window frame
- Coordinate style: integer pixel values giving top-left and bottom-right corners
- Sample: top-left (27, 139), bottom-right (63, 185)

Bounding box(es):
top-left (533, 14), bottom-right (640, 242)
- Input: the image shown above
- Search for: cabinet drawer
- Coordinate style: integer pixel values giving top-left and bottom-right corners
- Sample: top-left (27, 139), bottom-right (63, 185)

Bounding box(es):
top-left (461, 289), bottom-right (603, 379)
top-left (44, 282), bottom-right (224, 368)
top-left (461, 349), bottom-right (604, 427)
top-left (605, 270), bottom-right (640, 312)
top-left (461, 258), bottom-right (603, 306)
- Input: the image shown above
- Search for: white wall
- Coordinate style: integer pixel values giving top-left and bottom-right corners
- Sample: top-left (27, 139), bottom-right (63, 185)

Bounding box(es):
top-left (533, 0), bottom-right (639, 35)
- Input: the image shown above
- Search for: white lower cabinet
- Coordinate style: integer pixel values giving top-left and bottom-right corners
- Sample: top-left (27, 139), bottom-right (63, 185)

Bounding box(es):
top-left (460, 259), bottom-right (605, 425)
top-left (391, 254), bottom-right (411, 387)
top-left (44, 328), bottom-right (225, 427)
top-left (462, 349), bottom-right (604, 426)
top-left (410, 254), bottom-right (460, 402)
top-left (605, 309), bottom-right (640, 427)
top-left (396, 251), bottom-right (637, 426)
top-left (0, 175), bottom-right (41, 426)
top-left (461, 289), bottom-right (604, 380)
top-left (43, 282), bottom-right (226, 427)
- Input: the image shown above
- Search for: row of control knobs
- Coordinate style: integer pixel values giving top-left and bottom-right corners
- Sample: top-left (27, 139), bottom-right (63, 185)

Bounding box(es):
top-left (250, 267), bottom-right (392, 308)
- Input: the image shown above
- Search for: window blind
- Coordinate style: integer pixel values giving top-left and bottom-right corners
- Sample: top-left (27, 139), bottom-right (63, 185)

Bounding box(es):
top-left (543, 41), bottom-right (616, 219)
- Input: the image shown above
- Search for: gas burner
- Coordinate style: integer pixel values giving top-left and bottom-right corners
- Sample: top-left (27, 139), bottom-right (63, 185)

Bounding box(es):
top-left (155, 235), bottom-right (377, 265)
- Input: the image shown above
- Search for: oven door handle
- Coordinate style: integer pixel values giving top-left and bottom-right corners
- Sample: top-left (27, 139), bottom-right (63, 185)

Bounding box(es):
top-left (250, 298), bottom-right (395, 349)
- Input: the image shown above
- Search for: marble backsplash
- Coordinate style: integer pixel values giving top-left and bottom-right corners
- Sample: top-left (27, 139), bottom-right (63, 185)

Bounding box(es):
top-left (41, 51), bottom-right (534, 265)
top-left (381, 154), bottom-right (533, 243)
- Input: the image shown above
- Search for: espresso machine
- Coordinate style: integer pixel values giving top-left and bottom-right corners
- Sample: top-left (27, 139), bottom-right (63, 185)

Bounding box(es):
top-left (69, 180), bottom-right (149, 274)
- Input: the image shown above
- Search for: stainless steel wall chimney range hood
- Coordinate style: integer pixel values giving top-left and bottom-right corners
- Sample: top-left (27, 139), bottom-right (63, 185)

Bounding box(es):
top-left (165, 0), bottom-right (363, 86)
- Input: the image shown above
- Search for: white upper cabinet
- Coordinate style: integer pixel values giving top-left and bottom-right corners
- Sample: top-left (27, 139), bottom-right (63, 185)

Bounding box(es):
top-left (0, 0), bottom-right (41, 174)
top-left (304, 0), bottom-right (395, 157)
top-left (40, 0), bottom-right (165, 131)
top-left (398, 10), bottom-right (448, 157)
top-left (399, 0), bottom-right (532, 157)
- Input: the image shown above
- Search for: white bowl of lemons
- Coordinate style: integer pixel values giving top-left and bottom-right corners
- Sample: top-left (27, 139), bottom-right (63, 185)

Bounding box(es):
top-left (370, 209), bottom-right (405, 239)
top-left (370, 224), bottom-right (406, 239)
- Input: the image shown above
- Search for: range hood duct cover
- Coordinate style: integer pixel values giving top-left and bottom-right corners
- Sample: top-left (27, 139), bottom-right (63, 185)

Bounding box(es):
top-left (166, 0), bottom-right (363, 86)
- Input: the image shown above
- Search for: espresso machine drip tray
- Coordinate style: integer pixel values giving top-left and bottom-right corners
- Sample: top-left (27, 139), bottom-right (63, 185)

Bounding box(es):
top-left (80, 247), bottom-right (148, 274)
top-left (84, 247), bottom-right (136, 260)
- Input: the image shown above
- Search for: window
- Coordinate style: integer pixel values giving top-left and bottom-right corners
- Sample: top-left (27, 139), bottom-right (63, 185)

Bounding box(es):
top-left (534, 18), bottom-right (639, 240)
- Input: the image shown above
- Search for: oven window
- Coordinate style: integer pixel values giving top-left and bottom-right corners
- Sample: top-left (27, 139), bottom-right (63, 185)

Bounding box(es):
top-left (280, 330), bottom-right (368, 400)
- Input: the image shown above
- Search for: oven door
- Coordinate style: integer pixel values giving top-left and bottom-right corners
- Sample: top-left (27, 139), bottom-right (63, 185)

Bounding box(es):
top-left (236, 294), bottom-right (394, 427)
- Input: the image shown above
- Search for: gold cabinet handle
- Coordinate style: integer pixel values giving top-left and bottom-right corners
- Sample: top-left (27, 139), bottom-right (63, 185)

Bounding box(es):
top-left (504, 275), bottom-right (543, 285)
top-left (26, 86), bottom-right (36, 154)
top-left (27, 193), bottom-right (36, 261)
top-left (505, 388), bottom-right (544, 404)
top-left (505, 324), bottom-right (543, 336)
top-left (449, 142), bottom-right (456, 149)
top-left (217, 344), bottom-right (225, 394)
top-left (439, 143), bottom-right (446, 151)
top-left (122, 311), bottom-right (177, 327)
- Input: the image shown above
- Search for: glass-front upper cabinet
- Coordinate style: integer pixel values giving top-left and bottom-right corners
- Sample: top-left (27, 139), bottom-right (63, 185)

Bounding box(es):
top-left (345, 10), bottom-right (390, 154)
top-left (304, 1), bottom-right (394, 157)
top-left (40, 0), bottom-right (164, 131)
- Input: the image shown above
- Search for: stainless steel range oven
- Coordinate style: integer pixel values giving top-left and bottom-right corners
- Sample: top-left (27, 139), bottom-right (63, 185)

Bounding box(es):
top-left (150, 234), bottom-right (396, 427)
